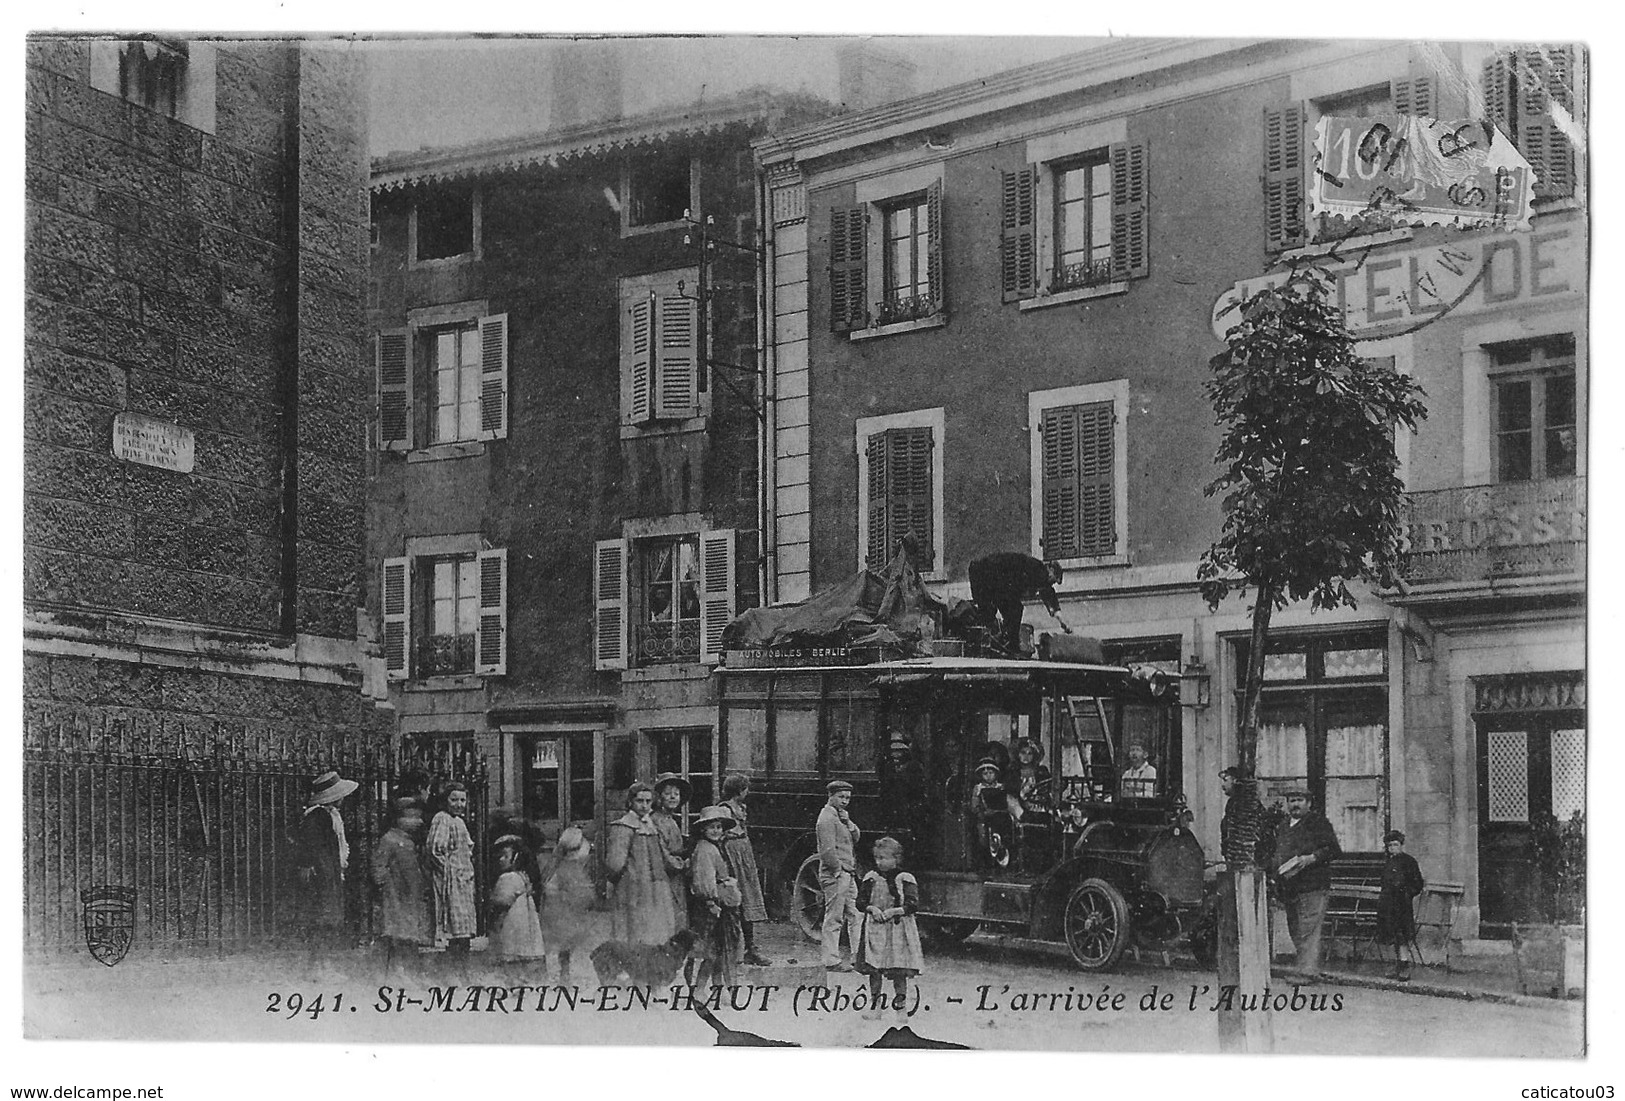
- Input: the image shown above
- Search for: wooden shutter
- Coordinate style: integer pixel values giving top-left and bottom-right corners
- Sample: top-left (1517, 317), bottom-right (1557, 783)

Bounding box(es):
top-left (867, 428), bottom-right (936, 570)
top-left (1520, 46), bottom-right (1577, 199)
top-left (474, 547), bottom-right (507, 676)
top-left (375, 329), bottom-right (411, 450)
top-left (1391, 76), bottom-right (1435, 118)
top-left (654, 293), bottom-right (700, 420)
top-left (698, 528), bottom-right (736, 665)
top-left (1001, 166), bottom-right (1037, 302)
top-left (477, 313), bottom-right (508, 441)
top-left (925, 180), bottom-right (945, 312)
top-left (382, 556), bottom-right (411, 680)
top-left (1041, 405), bottom-right (1082, 559)
top-left (829, 205), bottom-right (867, 333)
top-left (1263, 103), bottom-right (1307, 252)
top-left (624, 295), bottom-right (653, 424)
top-left (1110, 141), bottom-right (1150, 280)
top-left (1042, 402), bottom-right (1115, 559)
top-left (593, 538), bottom-right (629, 671)
top-left (865, 431), bottom-right (890, 569)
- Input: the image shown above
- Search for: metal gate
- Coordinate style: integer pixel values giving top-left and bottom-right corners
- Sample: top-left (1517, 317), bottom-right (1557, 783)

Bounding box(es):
top-left (22, 748), bottom-right (489, 955)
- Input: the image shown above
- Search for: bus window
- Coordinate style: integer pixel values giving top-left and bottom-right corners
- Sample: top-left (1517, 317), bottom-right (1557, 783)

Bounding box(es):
top-left (776, 706), bottom-right (819, 773)
top-left (827, 695), bottom-right (877, 773)
top-left (726, 706), bottom-right (768, 773)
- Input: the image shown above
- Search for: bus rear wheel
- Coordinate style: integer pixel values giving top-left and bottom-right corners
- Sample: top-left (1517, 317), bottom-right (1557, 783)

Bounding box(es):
top-left (791, 855), bottom-right (824, 943)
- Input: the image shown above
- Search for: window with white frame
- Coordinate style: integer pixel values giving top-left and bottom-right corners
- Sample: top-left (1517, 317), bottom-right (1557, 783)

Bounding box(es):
top-left (620, 269), bottom-right (702, 426)
top-left (1002, 131), bottom-right (1148, 304)
top-left (382, 544), bottom-right (507, 680)
top-left (89, 39), bottom-right (216, 132)
top-left (1028, 381), bottom-right (1128, 566)
top-left (856, 408), bottom-right (944, 576)
top-left (828, 172), bottom-right (943, 334)
top-left (412, 184), bottom-right (481, 264)
top-left (374, 308), bottom-right (508, 450)
top-left (594, 529), bottom-right (736, 670)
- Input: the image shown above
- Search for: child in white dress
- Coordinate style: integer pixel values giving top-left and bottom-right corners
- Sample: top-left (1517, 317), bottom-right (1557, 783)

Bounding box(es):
top-left (856, 836), bottom-right (924, 1023)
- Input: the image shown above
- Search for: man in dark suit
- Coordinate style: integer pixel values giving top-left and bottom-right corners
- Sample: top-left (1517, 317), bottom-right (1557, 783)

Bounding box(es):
top-left (1270, 788), bottom-right (1342, 979)
top-left (968, 552), bottom-right (1071, 653)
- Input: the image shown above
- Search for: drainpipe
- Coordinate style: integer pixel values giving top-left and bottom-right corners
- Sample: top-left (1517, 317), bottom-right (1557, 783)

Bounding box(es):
top-left (755, 154), bottom-right (776, 606)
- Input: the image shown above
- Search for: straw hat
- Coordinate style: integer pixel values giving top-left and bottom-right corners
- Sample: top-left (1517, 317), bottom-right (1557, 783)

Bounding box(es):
top-left (306, 770), bottom-right (358, 806)
top-left (690, 805), bottom-right (736, 835)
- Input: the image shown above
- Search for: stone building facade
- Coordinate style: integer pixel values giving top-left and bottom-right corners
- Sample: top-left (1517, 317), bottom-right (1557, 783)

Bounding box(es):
top-left (23, 36), bottom-right (378, 948)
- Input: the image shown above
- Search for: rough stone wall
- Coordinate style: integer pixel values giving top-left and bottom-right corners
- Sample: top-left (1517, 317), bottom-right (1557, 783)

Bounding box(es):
top-left (23, 651), bottom-right (393, 766)
top-left (23, 38), bottom-right (368, 641)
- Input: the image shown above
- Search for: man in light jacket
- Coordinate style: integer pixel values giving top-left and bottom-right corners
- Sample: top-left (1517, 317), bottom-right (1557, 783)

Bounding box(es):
top-left (816, 780), bottom-right (861, 973)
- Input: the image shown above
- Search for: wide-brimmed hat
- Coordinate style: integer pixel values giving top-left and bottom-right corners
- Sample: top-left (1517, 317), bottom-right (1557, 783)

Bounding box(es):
top-left (652, 772), bottom-right (693, 803)
top-left (307, 770), bottom-right (358, 806)
top-left (974, 757), bottom-right (1003, 775)
top-left (691, 805), bottom-right (736, 834)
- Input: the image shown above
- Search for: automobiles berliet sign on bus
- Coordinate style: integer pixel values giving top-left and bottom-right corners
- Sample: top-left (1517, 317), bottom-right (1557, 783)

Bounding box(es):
top-left (20, 32), bottom-right (1588, 1087)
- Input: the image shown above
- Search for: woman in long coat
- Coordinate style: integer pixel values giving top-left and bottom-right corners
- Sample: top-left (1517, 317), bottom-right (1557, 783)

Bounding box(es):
top-left (604, 782), bottom-right (681, 945)
top-left (719, 773), bottom-right (771, 966)
top-left (650, 773), bottom-right (691, 929)
top-left (293, 770), bottom-right (357, 964)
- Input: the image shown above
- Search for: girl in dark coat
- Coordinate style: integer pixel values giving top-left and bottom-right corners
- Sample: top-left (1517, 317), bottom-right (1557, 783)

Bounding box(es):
top-left (1376, 829), bottom-right (1425, 981)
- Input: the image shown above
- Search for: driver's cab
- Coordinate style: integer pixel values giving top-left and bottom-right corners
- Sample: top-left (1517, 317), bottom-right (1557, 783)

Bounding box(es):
top-left (1053, 689), bottom-right (1179, 828)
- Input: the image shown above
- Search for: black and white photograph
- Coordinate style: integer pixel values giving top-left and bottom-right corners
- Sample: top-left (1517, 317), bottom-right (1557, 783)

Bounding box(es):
top-left (11, 15), bottom-right (1604, 1094)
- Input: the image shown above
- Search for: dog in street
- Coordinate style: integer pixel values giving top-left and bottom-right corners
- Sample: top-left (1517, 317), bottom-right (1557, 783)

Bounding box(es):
top-left (590, 929), bottom-right (704, 987)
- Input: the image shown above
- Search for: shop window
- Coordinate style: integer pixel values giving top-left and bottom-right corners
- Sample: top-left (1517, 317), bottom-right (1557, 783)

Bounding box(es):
top-left (649, 727), bottom-right (715, 829)
top-left (1236, 632), bottom-right (1389, 853)
top-left (521, 733), bottom-right (596, 827)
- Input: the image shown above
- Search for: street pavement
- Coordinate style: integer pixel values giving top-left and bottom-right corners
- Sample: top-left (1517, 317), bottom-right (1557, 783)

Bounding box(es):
top-left (23, 922), bottom-right (1584, 1056)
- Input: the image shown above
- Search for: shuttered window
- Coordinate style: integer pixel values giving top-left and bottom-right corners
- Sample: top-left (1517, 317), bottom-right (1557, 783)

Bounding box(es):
top-left (1000, 166), bottom-right (1038, 301)
top-left (382, 557), bottom-right (410, 680)
top-left (1109, 141), bottom-right (1149, 281)
top-left (380, 547), bottom-right (507, 680)
top-left (1484, 45), bottom-right (1578, 200)
top-left (1040, 402), bottom-right (1116, 559)
top-left (829, 205), bottom-right (867, 332)
top-left (375, 330), bottom-right (411, 450)
top-left (621, 282), bottom-right (700, 424)
top-left (594, 539), bottom-right (629, 671)
top-left (698, 529), bottom-right (737, 665)
top-left (1263, 103), bottom-right (1307, 253)
top-left (864, 427), bottom-right (935, 570)
top-left (475, 548), bottom-right (507, 675)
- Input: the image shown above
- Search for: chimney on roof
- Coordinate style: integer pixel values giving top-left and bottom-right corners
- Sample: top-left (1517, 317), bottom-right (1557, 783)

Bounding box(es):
top-left (836, 40), bottom-right (918, 112)
top-left (553, 39), bottom-right (625, 129)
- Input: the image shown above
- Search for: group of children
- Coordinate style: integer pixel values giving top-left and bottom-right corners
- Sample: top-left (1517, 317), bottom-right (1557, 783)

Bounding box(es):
top-left (369, 789), bottom-right (600, 983)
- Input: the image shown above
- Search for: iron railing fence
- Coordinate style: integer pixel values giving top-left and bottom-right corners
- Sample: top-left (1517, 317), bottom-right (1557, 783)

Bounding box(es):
top-left (22, 748), bottom-right (489, 956)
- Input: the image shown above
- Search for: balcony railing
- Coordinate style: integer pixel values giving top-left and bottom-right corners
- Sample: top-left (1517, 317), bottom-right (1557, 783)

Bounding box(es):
top-left (1051, 256), bottom-right (1115, 293)
top-left (637, 618), bottom-right (701, 666)
top-left (1398, 476), bottom-right (1585, 586)
top-left (419, 633), bottom-right (475, 677)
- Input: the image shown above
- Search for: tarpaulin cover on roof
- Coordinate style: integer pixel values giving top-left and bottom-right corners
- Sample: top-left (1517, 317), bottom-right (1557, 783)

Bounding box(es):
top-left (722, 544), bottom-right (961, 653)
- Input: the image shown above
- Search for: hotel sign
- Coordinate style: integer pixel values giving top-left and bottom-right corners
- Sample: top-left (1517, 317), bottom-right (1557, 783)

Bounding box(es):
top-left (112, 412), bottom-right (195, 474)
top-left (1211, 222), bottom-right (1581, 343)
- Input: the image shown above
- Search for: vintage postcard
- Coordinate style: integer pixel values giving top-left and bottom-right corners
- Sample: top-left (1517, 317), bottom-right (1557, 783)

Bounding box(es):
top-left (18, 28), bottom-right (1589, 1083)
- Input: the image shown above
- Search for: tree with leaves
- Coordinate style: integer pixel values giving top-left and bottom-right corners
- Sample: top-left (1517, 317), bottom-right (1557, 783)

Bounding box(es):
top-left (1200, 266), bottom-right (1427, 1051)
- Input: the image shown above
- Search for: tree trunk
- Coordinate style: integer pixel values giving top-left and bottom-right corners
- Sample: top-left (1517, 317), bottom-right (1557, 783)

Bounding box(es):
top-left (1219, 585), bottom-right (1277, 1052)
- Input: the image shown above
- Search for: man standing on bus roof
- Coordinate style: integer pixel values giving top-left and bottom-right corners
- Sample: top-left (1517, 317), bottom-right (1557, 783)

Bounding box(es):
top-left (968, 552), bottom-right (1073, 653)
top-left (817, 780), bottom-right (862, 973)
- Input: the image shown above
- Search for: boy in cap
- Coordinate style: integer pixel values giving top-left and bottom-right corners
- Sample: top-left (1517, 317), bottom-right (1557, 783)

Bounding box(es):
top-left (816, 780), bottom-right (861, 973)
top-left (1377, 829), bottom-right (1424, 981)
